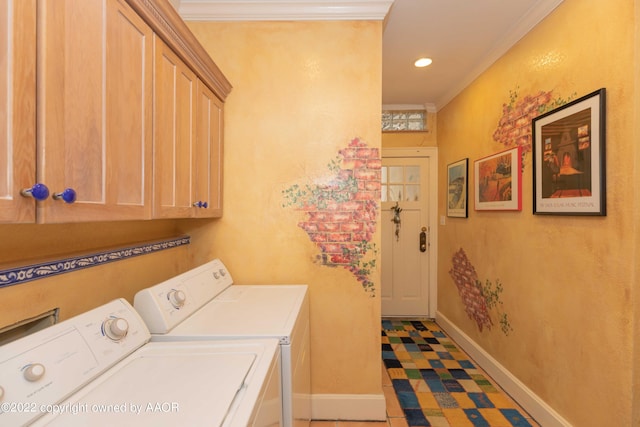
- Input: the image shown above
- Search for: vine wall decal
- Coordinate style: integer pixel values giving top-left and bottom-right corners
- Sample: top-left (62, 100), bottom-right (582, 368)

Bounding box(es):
top-left (282, 137), bottom-right (380, 294)
top-left (449, 248), bottom-right (512, 335)
top-left (492, 87), bottom-right (577, 155)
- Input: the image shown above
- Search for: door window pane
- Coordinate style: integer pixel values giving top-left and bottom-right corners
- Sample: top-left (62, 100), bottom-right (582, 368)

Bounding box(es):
top-left (389, 167), bottom-right (403, 183)
top-left (405, 185), bottom-right (419, 201)
top-left (405, 166), bottom-right (420, 183)
top-left (388, 185), bottom-right (403, 201)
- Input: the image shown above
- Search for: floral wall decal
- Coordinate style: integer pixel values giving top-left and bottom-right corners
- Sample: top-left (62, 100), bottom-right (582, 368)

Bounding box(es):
top-left (282, 137), bottom-right (380, 294)
top-left (449, 248), bottom-right (512, 335)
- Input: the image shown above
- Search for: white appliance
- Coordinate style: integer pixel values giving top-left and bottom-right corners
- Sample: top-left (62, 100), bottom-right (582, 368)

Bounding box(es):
top-left (0, 299), bottom-right (281, 427)
top-left (134, 259), bottom-right (310, 427)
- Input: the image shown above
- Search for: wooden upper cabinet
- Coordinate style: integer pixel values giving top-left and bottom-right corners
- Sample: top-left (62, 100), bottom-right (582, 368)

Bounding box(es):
top-left (153, 39), bottom-right (224, 219)
top-left (1, 0), bottom-right (230, 224)
top-left (194, 80), bottom-right (224, 218)
top-left (128, 0), bottom-right (231, 218)
top-left (0, 0), bottom-right (37, 223)
top-left (153, 37), bottom-right (197, 218)
top-left (37, 0), bottom-right (153, 223)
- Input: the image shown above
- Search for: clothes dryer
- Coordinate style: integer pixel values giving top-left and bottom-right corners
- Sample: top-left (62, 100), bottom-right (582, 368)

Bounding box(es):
top-left (134, 259), bottom-right (310, 427)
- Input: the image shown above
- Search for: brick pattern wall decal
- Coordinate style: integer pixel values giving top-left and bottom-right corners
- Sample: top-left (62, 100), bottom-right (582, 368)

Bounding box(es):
top-left (449, 248), bottom-right (493, 332)
top-left (492, 88), bottom-right (576, 154)
top-left (449, 248), bottom-right (513, 335)
top-left (282, 137), bottom-right (379, 295)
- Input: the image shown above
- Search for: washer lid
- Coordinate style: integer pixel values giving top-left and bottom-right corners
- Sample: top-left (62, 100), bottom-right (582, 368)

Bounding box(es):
top-left (44, 351), bottom-right (256, 426)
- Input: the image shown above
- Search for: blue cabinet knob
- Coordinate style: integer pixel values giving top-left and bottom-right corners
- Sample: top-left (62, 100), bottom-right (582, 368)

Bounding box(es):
top-left (20, 183), bottom-right (50, 201)
top-left (52, 188), bottom-right (77, 204)
top-left (193, 201), bottom-right (209, 208)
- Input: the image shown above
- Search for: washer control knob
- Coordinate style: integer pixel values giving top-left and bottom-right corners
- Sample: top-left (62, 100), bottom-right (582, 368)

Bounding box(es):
top-left (103, 317), bottom-right (129, 341)
top-left (168, 289), bottom-right (186, 308)
top-left (218, 269), bottom-right (226, 277)
top-left (23, 363), bottom-right (46, 382)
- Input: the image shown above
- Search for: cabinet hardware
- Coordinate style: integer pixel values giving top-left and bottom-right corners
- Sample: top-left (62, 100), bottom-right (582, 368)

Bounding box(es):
top-left (20, 183), bottom-right (50, 201)
top-left (52, 188), bottom-right (77, 204)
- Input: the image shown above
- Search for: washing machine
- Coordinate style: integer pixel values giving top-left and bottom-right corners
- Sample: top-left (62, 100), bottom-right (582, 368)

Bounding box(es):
top-left (133, 259), bottom-right (310, 427)
top-left (0, 299), bottom-right (281, 426)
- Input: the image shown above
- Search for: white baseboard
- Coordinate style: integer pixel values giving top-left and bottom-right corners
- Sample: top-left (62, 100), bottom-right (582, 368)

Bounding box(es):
top-left (311, 393), bottom-right (386, 421)
top-left (436, 311), bottom-right (572, 427)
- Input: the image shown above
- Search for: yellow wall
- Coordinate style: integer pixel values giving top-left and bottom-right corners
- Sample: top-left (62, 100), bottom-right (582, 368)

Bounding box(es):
top-left (437, 0), bottom-right (639, 425)
top-left (0, 220), bottom-right (191, 328)
top-left (0, 15), bottom-right (383, 416)
top-left (185, 20), bottom-right (384, 399)
top-left (633, 2), bottom-right (640, 424)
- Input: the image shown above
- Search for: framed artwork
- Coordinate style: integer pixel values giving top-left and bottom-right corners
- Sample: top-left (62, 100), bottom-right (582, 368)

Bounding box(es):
top-left (474, 146), bottom-right (522, 211)
top-left (447, 158), bottom-right (468, 217)
top-left (532, 88), bottom-right (606, 215)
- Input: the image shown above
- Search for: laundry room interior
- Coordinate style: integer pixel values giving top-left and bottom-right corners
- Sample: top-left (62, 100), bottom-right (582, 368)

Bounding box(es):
top-left (1, 0), bottom-right (639, 426)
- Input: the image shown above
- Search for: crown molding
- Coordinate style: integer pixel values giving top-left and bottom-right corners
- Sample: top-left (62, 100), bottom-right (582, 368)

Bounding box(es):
top-left (175, 0), bottom-right (394, 21)
top-left (435, 0), bottom-right (564, 110)
top-left (127, 0), bottom-right (232, 99)
top-left (383, 104), bottom-right (437, 113)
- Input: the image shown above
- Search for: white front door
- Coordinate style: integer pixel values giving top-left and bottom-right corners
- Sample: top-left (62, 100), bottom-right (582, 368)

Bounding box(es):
top-left (381, 148), bottom-right (438, 317)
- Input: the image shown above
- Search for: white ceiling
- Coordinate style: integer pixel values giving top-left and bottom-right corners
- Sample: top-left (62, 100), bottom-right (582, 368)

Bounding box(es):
top-left (381, 0), bottom-right (563, 110)
top-left (174, 0), bottom-right (564, 111)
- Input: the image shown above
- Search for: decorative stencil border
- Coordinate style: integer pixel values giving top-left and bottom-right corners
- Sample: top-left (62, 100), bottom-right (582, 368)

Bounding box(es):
top-left (0, 236), bottom-right (191, 289)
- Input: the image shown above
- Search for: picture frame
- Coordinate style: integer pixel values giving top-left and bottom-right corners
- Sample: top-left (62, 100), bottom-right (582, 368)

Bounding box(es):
top-left (474, 146), bottom-right (522, 211)
top-left (532, 88), bottom-right (606, 215)
top-left (447, 158), bottom-right (468, 217)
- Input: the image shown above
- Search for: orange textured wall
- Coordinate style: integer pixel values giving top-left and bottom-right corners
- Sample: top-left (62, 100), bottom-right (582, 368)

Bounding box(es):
top-left (185, 19), bottom-right (384, 409)
top-left (437, 0), bottom-right (639, 425)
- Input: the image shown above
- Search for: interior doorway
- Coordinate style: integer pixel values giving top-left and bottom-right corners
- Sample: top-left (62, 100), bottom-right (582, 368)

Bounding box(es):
top-left (381, 148), bottom-right (438, 317)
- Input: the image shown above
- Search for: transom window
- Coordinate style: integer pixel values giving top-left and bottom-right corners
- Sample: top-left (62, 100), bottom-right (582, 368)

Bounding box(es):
top-left (382, 110), bottom-right (426, 131)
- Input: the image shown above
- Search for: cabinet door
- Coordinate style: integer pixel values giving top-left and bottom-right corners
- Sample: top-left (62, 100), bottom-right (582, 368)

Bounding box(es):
top-left (0, 0), bottom-right (36, 223)
top-left (37, 0), bottom-right (153, 223)
top-left (152, 37), bottom-right (197, 218)
top-left (194, 79), bottom-right (223, 218)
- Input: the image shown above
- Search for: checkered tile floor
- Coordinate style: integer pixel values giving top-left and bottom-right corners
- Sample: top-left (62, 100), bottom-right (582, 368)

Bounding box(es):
top-left (382, 319), bottom-right (539, 427)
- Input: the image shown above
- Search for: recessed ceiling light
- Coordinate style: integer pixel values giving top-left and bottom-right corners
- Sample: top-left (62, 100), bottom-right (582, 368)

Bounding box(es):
top-left (414, 57), bottom-right (433, 68)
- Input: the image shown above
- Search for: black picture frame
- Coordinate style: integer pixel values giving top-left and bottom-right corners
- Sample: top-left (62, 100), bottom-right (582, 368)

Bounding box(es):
top-left (532, 88), bottom-right (606, 215)
top-left (447, 158), bottom-right (468, 218)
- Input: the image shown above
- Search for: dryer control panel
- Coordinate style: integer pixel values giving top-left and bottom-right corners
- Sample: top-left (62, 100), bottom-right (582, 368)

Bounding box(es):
top-left (133, 259), bottom-right (233, 334)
